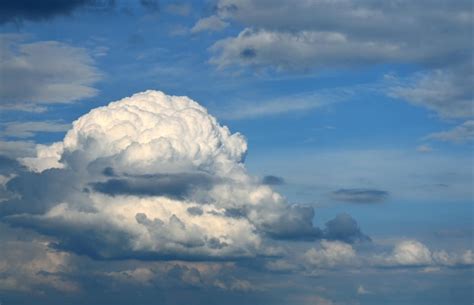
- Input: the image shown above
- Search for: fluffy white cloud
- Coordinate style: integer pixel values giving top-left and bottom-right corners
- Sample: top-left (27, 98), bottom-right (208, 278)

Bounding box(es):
top-left (5, 91), bottom-right (319, 260)
top-left (24, 90), bottom-right (246, 176)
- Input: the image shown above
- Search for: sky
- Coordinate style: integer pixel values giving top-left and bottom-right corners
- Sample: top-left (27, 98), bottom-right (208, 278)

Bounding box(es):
top-left (0, 1), bottom-right (473, 304)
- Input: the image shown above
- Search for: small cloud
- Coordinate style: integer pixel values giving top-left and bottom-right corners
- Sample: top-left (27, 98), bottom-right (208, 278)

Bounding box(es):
top-left (330, 188), bottom-right (389, 204)
top-left (191, 16), bottom-right (228, 33)
top-left (262, 175), bottom-right (285, 186)
top-left (416, 144), bottom-right (433, 153)
top-left (425, 120), bottom-right (474, 143)
top-left (357, 285), bottom-right (371, 295)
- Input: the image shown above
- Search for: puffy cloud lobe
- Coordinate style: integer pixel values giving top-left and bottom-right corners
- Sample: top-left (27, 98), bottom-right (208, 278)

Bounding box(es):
top-left (3, 90), bottom-right (325, 260)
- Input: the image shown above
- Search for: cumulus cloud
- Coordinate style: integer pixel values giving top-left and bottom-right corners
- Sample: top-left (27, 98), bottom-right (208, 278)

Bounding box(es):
top-left (211, 1), bottom-right (472, 70)
top-left (1, 90), bottom-right (327, 260)
top-left (374, 240), bottom-right (474, 268)
top-left (304, 240), bottom-right (357, 268)
top-left (322, 213), bottom-right (371, 243)
top-left (0, 35), bottom-right (101, 112)
top-left (302, 238), bottom-right (473, 272)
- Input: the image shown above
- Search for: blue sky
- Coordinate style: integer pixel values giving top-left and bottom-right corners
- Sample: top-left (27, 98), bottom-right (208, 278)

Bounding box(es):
top-left (0, 1), bottom-right (473, 304)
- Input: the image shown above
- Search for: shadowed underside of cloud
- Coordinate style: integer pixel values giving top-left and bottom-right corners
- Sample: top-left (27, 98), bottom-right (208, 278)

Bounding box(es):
top-left (0, 90), bottom-right (371, 262)
top-left (330, 188), bottom-right (389, 204)
top-left (90, 172), bottom-right (217, 200)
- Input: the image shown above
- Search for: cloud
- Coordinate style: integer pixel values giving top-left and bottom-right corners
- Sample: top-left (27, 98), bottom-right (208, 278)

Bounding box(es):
top-left (322, 213), bottom-right (371, 243)
top-left (0, 121), bottom-right (70, 138)
top-left (191, 16), bottom-right (229, 33)
top-left (1, 90), bottom-right (324, 260)
top-left (425, 120), bottom-right (474, 143)
top-left (209, 0), bottom-right (472, 121)
top-left (416, 144), bottom-right (433, 153)
top-left (374, 239), bottom-right (474, 268)
top-left (213, 89), bottom-right (345, 120)
top-left (211, 28), bottom-right (403, 70)
top-left (0, 35), bottom-right (102, 112)
top-left (357, 285), bottom-right (371, 295)
top-left (304, 240), bottom-right (357, 268)
top-left (302, 238), bottom-right (473, 272)
top-left (261, 175), bottom-right (285, 186)
top-left (0, 140), bottom-right (36, 158)
top-left (211, 1), bottom-right (472, 70)
top-left (387, 68), bottom-right (473, 119)
top-left (0, 0), bottom-right (114, 24)
top-left (330, 188), bottom-right (389, 204)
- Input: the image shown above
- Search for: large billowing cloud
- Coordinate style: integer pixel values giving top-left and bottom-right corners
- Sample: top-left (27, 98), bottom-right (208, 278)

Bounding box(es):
top-left (1, 90), bottom-right (333, 261)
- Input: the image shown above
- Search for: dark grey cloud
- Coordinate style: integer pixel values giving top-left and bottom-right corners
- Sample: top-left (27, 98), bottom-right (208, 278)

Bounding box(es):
top-left (330, 188), bottom-right (389, 204)
top-left (0, 168), bottom-right (81, 216)
top-left (261, 205), bottom-right (322, 241)
top-left (0, 0), bottom-right (115, 24)
top-left (322, 213), bottom-right (371, 243)
top-left (261, 175), bottom-right (285, 186)
top-left (90, 172), bottom-right (216, 200)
